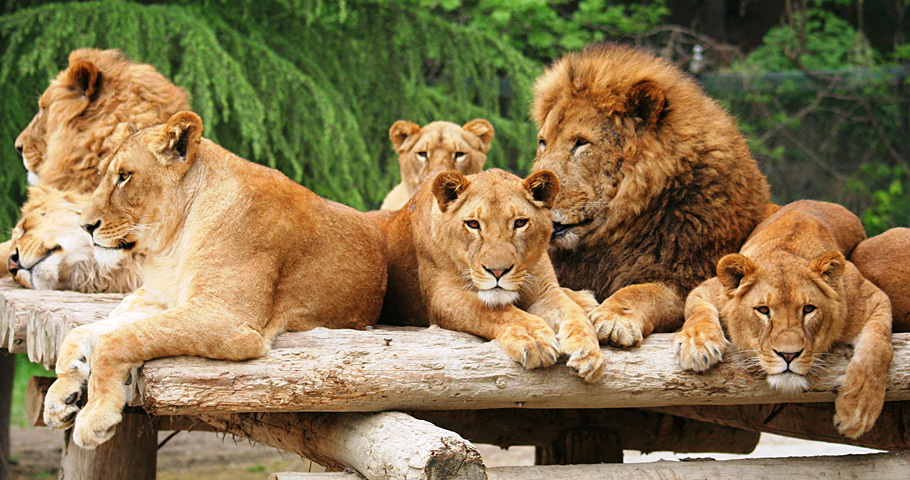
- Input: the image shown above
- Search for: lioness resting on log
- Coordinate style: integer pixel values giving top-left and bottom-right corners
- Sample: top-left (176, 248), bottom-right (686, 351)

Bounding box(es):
top-left (375, 168), bottom-right (604, 382)
top-left (43, 112), bottom-right (388, 448)
top-left (676, 200), bottom-right (893, 438)
top-left (531, 43), bottom-right (770, 347)
top-left (381, 119), bottom-right (494, 210)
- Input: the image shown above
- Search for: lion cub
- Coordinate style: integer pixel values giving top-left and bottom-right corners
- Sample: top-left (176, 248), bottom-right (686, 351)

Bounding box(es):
top-left (381, 119), bottom-right (493, 210)
top-left (43, 112), bottom-right (387, 448)
top-left (676, 200), bottom-right (893, 438)
top-left (376, 168), bottom-right (604, 382)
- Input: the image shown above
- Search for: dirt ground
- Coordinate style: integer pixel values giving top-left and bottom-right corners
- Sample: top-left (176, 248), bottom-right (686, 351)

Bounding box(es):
top-left (9, 424), bottom-right (879, 479)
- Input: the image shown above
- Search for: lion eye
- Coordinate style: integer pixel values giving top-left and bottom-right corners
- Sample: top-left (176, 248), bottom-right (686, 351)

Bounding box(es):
top-left (537, 139), bottom-right (546, 152)
top-left (416, 152), bottom-right (428, 161)
top-left (465, 220), bottom-right (480, 230)
top-left (755, 306), bottom-right (770, 315)
top-left (454, 152), bottom-right (467, 162)
top-left (117, 172), bottom-right (131, 186)
top-left (514, 218), bottom-right (528, 229)
top-left (803, 305), bottom-right (816, 315)
top-left (571, 138), bottom-right (589, 154)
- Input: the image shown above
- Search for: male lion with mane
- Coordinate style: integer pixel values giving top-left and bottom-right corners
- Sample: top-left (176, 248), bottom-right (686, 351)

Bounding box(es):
top-left (375, 168), bottom-right (604, 381)
top-left (676, 200), bottom-right (892, 439)
top-left (43, 112), bottom-right (387, 448)
top-left (15, 48), bottom-right (190, 193)
top-left (532, 43), bottom-right (770, 346)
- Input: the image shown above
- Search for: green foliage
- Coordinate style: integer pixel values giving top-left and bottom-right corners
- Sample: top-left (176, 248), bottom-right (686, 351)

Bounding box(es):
top-left (847, 163), bottom-right (910, 237)
top-left (11, 354), bottom-right (54, 428)
top-left (0, 0), bottom-right (541, 233)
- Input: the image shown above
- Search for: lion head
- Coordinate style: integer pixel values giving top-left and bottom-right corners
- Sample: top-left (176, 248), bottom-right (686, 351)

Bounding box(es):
top-left (80, 112), bottom-right (203, 268)
top-left (14, 48), bottom-right (190, 193)
top-left (716, 250), bottom-right (848, 393)
top-left (381, 119), bottom-right (494, 210)
top-left (5, 185), bottom-right (140, 293)
top-left (428, 168), bottom-right (558, 307)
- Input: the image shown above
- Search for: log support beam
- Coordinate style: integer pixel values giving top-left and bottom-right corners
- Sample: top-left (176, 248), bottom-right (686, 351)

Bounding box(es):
top-left (59, 410), bottom-right (157, 480)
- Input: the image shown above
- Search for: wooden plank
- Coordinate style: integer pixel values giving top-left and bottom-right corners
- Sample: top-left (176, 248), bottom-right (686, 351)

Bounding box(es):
top-left (200, 411), bottom-right (484, 480)
top-left (271, 452), bottom-right (910, 480)
top-left (138, 327), bottom-right (910, 415)
top-left (651, 401), bottom-right (910, 451)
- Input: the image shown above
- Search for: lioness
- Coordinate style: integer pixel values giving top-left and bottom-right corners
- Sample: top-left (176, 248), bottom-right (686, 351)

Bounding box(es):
top-left (3, 185), bottom-right (140, 293)
top-left (676, 200), bottom-right (893, 438)
top-left (15, 48), bottom-right (190, 193)
top-left (43, 112), bottom-right (388, 448)
top-left (381, 119), bottom-right (494, 210)
top-left (375, 168), bottom-right (604, 381)
top-left (532, 43), bottom-right (770, 347)
top-left (850, 227), bottom-right (910, 333)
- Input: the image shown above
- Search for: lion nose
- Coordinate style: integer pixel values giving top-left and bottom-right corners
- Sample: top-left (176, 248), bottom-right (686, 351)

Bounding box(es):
top-left (775, 349), bottom-right (803, 364)
top-left (82, 220), bottom-right (100, 236)
top-left (484, 265), bottom-right (513, 280)
top-left (14, 143), bottom-right (23, 156)
top-left (8, 250), bottom-right (20, 275)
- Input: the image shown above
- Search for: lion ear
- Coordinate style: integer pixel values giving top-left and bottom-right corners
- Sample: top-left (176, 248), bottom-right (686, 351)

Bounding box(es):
top-left (67, 60), bottom-right (103, 102)
top-left (523, 170), bottom-right (560, 209)
top-left (810, 250), bottom-right (846, 287)
top-left (432, 170), bottom-right (470, 213)
top-left (462, 119), bottom-right (495, 152)
top-left (389, 120), bottom-right (421, 151)
top-left (161, 111), bottom-right (203, 164)
top-left (628, 80), bottom-right (666, 131)
top-left (717, 254), bottom-right (757, 294)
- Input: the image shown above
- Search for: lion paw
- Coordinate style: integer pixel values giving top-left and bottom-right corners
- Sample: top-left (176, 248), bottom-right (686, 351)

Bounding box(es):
top-left (834, 372), bottom-right (886, 439)
top-left (590, 305), bottom-right (644, 347)
top-left (674, 327), bottom-right (727, 372)
top-left (558, 329), bottom-right (605, 382)
top-left (73, 403), bottom-right (122, 449)
top-left (44, 374), bottom-right (88, 430)
top-left (498, 323), bottom-right (560, 370)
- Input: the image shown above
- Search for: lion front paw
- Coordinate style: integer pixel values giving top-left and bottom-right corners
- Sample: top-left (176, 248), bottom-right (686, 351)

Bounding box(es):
top-left (497, 323), bottom-right (560, 370)
top-left (73, 402), bottom-right (122, 449)
top-left (44, 374), bottom-right (88, 430)
top-left (674, 326), bottom-right (728, 372)
top-left (590, 304), bottom-right (644, 347)
top-left (558, 327), bottom-right (605, 382)
top-left (834, 371), bottom-right (886, 439)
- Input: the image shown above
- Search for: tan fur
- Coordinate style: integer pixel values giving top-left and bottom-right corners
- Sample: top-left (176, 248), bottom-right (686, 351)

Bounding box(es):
top-left (676, 200), bottom-right (893, 439)
top-left (43, 112), bottom-right (387, 448)
top-left (3, 186), bottom-right (140, 293)
top-left (531, 43), bottom-right (770, 347)
top-left (380, 119), bottom-right (494, 210)
top-left (14, 48), bottom-right (190, 193)
top-left (376, 169), bottom-right (604, 381)
top-left (851, 227), bottom-right (910, 332)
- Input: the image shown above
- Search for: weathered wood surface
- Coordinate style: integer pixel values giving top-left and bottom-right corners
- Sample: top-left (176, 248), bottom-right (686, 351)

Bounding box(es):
top-left (59, 410), bottom-right (156, 480)
top-left (271, 452), bottom-right (910, 480)
top-left (652, 402), bottom-right (910, 451)
top-left (200, 411), bottom-right (484, 480)
top-left (139, 326), bottom-right (910, 415)
top-left (409, 409), bottom-right (760, 453)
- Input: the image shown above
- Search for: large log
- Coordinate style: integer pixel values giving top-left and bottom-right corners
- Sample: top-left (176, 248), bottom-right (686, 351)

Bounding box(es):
top-left (138, 326), bottom-right (910, 415)
top-left (199, 411), bottom-right (485, 480)
top-left (409, 409), bottom-right (759, 454)
top-left (270, 452), bottom-right (910, 480)
top-left (652, 401), bottom-right (910, 451)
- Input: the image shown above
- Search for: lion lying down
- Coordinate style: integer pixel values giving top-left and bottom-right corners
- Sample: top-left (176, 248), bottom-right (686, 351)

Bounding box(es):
top-left (374, 168), bottom-right (604, 382)
top-left (1, 185), bottom-right (140, 293)
top-left (675, 200), bottom-right (893, 438)
top-left (43, 112), bottom-right (387, 448)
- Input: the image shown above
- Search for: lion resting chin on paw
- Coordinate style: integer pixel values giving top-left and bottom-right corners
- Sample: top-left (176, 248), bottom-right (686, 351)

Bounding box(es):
top-left (676, 200), bottom-right (893, 439)
top-left (43, 112), bottom-right (387, 448)
top-left (375, 168), bottom-right (604, 382)
top-left (531, 43), bottom-right (770, 347)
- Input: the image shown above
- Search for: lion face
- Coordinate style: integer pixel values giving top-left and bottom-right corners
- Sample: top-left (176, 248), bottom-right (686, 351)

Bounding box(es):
top-left (390, 120), bottom-right (494, 195)
top-left (717, 251), bottom-right (847, 393)
top-left (429, 169), bottom-right (558, 308)
top-left (14, 48), bottom-right (190, 194)
top-left (7, 187), bottom-right (92, 290)
top-left (81, 112), bottom-right (202, 267)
